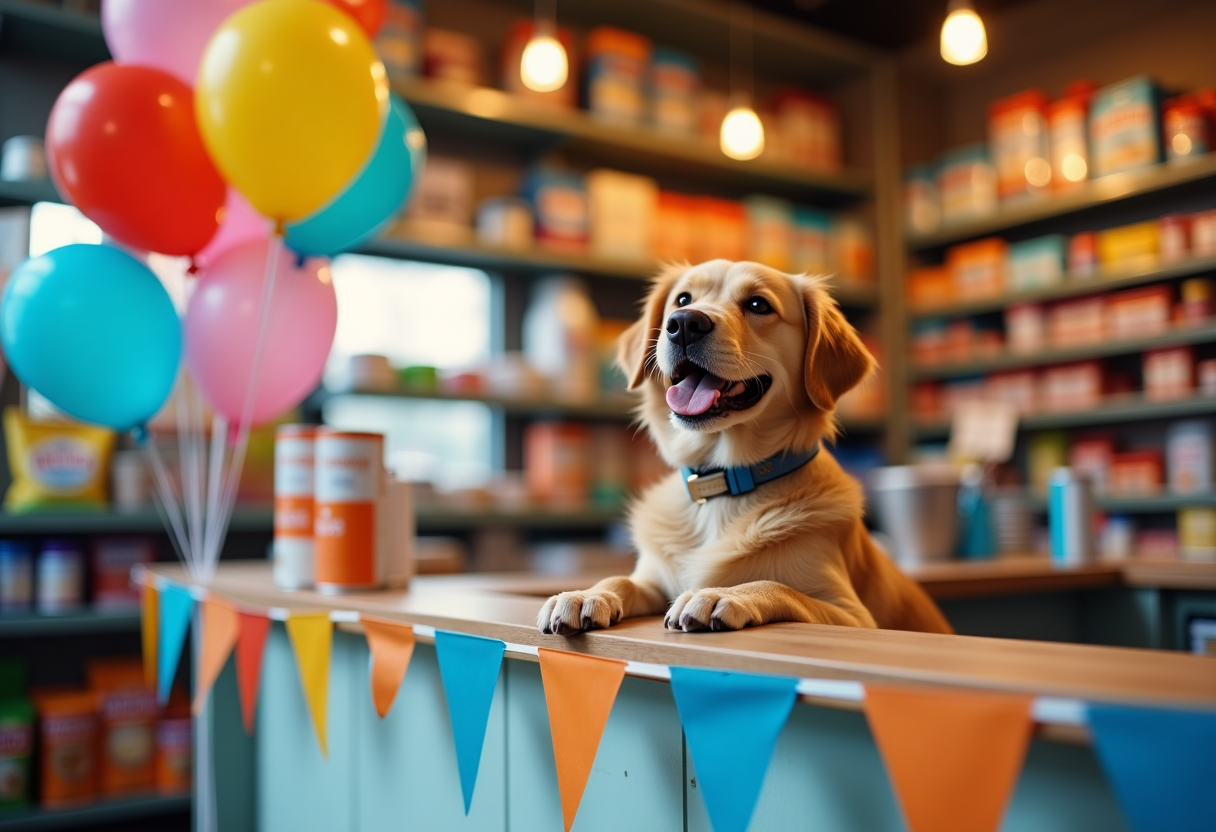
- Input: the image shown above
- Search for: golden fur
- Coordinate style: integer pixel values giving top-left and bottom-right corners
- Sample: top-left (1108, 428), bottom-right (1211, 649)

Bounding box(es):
top-left (538, 260), bottom-right (952, 635)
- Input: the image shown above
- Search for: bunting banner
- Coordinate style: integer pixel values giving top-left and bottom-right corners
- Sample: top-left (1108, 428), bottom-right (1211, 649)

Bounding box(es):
top-left (1087, 703), bottom-right (1216, 832)
top-left (538, 648), bottom-right (627, 832)
top-left (669, 666), bottom-right (798, 832)
top-left (363, 617), bottom-right (416, 719)
top-left (235, 611), bottom-right (272, 735)
top-left (193, 597), bottom-right (240, 716)
top-left (286, 612), bottom-right (334, 758)
top-left (863, 686), bottom-right (1033, 832)
top-left (156, 583), bottom-right (196, 705)
top-left (434, 630), bottom-right (506, 814)
top-left (141, 582), bottom-right (158, 690)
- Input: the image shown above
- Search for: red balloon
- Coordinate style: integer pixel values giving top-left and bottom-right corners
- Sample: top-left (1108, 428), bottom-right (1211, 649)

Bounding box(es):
top-left (322, 0), bottom-right (386, 36)
top-left (46, 62), bottom-right (225, 257)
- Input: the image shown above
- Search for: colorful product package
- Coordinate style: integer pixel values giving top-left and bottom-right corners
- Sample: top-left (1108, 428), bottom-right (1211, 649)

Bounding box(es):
top-left (1007, 235), bottom-right (1066, 290)
top-left (92, 538), bottom-right (155, 610)
top-left (988, 89), bottom-right (1051, 199)
top-left (520, 167), bottom-right (588, 253)
top-left (583, 27), bottom-right (651, 124)
top-left (0, 659), bottom-right (34, 809)
top-left (35, 689), bottom-right (98, 808)
top-left (156, 696), bottom-right (192, 794)
top-left (88, 659), bottom-right (157, 797)
top-left (745, 196), bottom-right (795, 271)
top-left (1089, 75), bottom-right (1162, 177)
top-left (585, 169), bottom-right (657, 261)
top-left (792, 207), bottom-right (833, 275)
top-left (3, 408), bottom-right (114, 512)
top-left (649, 47), bottom-right (699, 134)
top-left (937, 144), bottom-right (997, 224)
top-left (374, 0), bottom-right (423, 82)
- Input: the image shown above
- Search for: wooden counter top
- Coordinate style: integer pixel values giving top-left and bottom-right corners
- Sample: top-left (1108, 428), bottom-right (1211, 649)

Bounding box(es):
top-left (146, 562), bottom-right (1216, 715)
top-left (906, 556), bottom-right (1216, 598)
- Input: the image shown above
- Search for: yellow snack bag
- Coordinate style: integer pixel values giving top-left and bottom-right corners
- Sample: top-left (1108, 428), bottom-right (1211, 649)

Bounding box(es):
top-left (3, 408), bottom-right (115, 511)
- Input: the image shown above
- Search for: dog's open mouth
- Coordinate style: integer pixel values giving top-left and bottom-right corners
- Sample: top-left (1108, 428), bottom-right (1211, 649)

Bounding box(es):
top-left (666, 360), bottom-right (772, 421)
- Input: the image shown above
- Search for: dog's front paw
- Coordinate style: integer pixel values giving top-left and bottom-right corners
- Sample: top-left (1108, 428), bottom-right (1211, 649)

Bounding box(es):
top-left (538, 590), bottom-right (623, 635)
top-left (665, 588), bottom-right (756, 633)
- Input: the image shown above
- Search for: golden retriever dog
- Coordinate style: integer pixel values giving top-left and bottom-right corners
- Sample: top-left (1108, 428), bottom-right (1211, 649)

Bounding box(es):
top-left (538, 260), bottom-right (952, 636)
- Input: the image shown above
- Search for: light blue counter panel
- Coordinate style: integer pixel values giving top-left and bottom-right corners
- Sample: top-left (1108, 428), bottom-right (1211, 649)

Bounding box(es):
top-left (357, 641), bottom-right (507, 832)
top-left (504, 662), bottom-right (686, 832)
top-left (258, 627), bottom-right (361, 832)
top-left (1004, 740), bottom-right (1129, 832)
top-left (208, 657), bottom-right (256, 832)
top-left (686, 702), bottom-right (904, 832)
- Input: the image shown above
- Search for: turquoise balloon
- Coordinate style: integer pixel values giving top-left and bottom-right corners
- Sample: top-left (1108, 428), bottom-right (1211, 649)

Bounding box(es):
top-left (0, 244), bottom-right (181, 430)
top-left (285, 94), bottom-right (426, 257)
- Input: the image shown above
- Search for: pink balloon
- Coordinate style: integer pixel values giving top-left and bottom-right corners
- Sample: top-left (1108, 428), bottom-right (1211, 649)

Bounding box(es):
top-left (102, 0), bottom-right (251, 85)
top-left (185, 238), bottom-right (337, 426)
top-left (194, 189), bottom-right (271, 271)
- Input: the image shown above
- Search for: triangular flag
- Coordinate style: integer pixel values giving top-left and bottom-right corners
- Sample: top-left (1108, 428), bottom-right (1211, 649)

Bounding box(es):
top-left (156, 584), bottom-right (195, 705)
top-left (669, 666), bottom-right (797, 832)
top-left (235, 611), bottom-right (271, 735)
top-left (864, 686), bottom-right (1033, 832)
top-left (434, 630), bottom-right (505, 814)
top-left (286, 612), bottom-right (333, 758)
top-left (193, 597), bottom-right (240, 716)
top-left (538, 648), bottom-right (626, 832)
top-left (362, 617), bottom-right (416, 719)
top-left (141, 582), bottom-right (158, 690)
top-left (1088, 704), bottom-right (1216, 832)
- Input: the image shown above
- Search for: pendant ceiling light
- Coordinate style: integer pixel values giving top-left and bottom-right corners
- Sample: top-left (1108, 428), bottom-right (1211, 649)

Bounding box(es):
top-left (520, 0), bottom-right (568, 93)
top-left (720, 1), bottom-right (764, 161)
top-left (941, 0), bottom-right (988, 66)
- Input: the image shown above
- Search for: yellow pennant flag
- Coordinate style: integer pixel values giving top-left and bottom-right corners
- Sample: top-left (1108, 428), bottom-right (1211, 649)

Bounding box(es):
top-left (141, 583), bottom-right (158, 690)
top-left (193, 597), bottom-right (240, 716)
top-left (286, 612), bottom-right (333, 758)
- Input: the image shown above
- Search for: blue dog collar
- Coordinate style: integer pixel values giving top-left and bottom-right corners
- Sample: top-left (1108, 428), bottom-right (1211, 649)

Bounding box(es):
top-left (681, 445), bottom-right (820, 504)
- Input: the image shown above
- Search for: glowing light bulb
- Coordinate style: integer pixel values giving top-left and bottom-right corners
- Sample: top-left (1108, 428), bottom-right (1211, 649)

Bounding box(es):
top-left (720, 106), bottom-right (765, 160)
top-left (940, 2), bottom-right (988, 66)
top-left (520, 34), bottom-right (568, 93)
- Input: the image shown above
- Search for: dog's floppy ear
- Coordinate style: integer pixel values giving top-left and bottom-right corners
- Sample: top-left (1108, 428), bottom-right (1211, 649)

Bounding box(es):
top-left (617, 265), bottom-right (682, 390)
top-left (802, 280), bottom-right (876, 411)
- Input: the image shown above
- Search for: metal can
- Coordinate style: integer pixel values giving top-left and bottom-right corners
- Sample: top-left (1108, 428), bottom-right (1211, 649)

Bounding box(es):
top-left (1048, 467), bottom-right (1095, 566)
top-left (36, 541), bottom-right (83, 613)
top-left (314, 430), bottom-right (384, 594)
top-left (0, 541), bottom-right (34, 613)
top-left (273, 425), bottom-right (317, 591)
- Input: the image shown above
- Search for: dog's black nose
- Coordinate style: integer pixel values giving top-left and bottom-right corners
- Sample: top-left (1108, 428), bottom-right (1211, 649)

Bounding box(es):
top-left (666, 309), bottom-right (714, 349)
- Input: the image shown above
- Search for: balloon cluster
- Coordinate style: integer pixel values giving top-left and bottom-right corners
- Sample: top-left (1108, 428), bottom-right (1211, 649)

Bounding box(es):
top-left (0, 0), bottom-right (426, 431)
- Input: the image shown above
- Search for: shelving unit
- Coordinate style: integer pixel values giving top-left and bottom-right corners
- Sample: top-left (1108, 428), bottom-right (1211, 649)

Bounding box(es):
top-left (911, 320), bottom-right (1216, 380)
top-left (1021, 492), bottom-right (1216, 514)
top-left (0, 608), bottom-right (141, 638)
top-left (0, 794), bottom-right (190, 832)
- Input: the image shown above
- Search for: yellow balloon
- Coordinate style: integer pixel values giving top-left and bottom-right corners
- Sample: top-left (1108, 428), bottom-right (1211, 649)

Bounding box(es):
top-left (196, 0), bottom-right (388, 222)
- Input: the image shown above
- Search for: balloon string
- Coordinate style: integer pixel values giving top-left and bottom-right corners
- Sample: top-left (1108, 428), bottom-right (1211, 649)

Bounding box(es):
top-left (201, 414), bottom-right (229, 577)
top-left (142, 437), bottom-right (193, 579)
top-left (208, 235), bottom-right (282, 580)
top-left (175, 373), bottom-right (203, 573)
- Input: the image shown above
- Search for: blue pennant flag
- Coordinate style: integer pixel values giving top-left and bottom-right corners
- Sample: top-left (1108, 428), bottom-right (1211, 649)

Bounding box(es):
top-left (434, 630), bottom-right (506, 814)
top-left (670, 666), bottom-right (798, 832)
top-left (1088, 703), bottom-right (1216, 832)
top-left (156, 583), bottom-right (195, 705)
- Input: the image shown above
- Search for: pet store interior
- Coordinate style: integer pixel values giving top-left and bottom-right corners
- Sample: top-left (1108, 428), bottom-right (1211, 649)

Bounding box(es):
top-left (0, 0), bottom-right (1213, 830)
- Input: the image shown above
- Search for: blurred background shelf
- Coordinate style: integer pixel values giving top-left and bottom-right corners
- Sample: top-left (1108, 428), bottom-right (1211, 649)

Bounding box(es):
top-left (910, 321), bottom-right (1216, 380)
top-left (0, 0), bottom-right (108, 64)
top-left (1022, 491), bottom-right (1216, 513)
top-left (0, 178), bottom-right (61, 207)
top-left (905, 155), bottom-right (1216, 251)
top-left (0, 608), bottom-right (141, 638)
top-left (322, 388), bottom-right (637, 420)
top-left (0, 794), bottom-right (190, 832)
top-left (912, 394), bottom-right (1216, 439)
top-left (415, 506), bottom-right (624, 531)
top-left (908, 255), bottom-right (1216, 321)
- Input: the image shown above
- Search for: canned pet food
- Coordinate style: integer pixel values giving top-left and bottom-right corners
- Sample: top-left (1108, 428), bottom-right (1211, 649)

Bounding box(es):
top-left (274, 425), bottom-right (317, 591)
top-left (314, 430), bottom-right (384, 593)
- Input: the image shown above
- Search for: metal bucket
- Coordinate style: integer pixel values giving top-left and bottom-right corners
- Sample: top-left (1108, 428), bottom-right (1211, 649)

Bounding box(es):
top-left (869, 465), bottom-right (960, 565)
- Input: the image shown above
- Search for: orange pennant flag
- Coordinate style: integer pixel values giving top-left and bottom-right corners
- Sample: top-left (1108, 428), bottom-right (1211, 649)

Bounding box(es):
top-left (864, 685), bottom-right (1034, 832)
top-left (286, 612), bottom-right (333, 758)
top-left (141, 582), bottom-right (158, 690)
top-left (538, 648), bottom-right (627, 832)
top-left (193, 597), bottom-right (240, 716)
top-left (362, 617), bottom-right (415, 719)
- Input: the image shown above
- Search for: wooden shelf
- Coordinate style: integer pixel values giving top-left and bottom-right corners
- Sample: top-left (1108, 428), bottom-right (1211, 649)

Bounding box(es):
top-left (0, 794), bottom-right (190, 832)
top-left (912, 393), bottom-right (1216, 439)
top-left (394, 78), bottom-right (871, 203)
top-left (0, 0), bottom-right (108, 65)
top-left (1020, 492), bottom-right (1216, 514)
top-left (0, 506), bottom-right (275, 535)
top-left (324, 387), bottom-right (638, 420)
top-left (0, 608), bottom-right (141, 638)
top-left (910, 321), bottom-right (1216, 381)
top-left (909, 255), bottom-right (1216, 321)
top-left (417, 506), bottom-right (624, 531)
top-left (905, 154), bottom-right (1216, 251)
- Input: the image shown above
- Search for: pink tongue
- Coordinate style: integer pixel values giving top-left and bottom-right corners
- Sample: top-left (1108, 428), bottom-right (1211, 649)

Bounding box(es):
top-left (666, 370), bottom-right (728, 416)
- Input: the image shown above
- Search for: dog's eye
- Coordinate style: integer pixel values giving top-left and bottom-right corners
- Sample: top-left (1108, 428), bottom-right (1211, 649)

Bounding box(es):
top-left (676, 292), bottom-right (692, 307)
top-left (746, 296), bottom-right (773, 315)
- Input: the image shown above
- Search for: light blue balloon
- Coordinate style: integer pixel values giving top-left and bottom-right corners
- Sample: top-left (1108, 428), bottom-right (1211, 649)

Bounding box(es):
top-left (285, 94), bottom-right (427, 257)
top-left (0, 244), bottom-right (181, 430)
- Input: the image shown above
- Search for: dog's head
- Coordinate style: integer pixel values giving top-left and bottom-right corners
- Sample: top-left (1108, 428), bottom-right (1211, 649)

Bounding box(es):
top-left (618, 260), bottom-right (875, 469)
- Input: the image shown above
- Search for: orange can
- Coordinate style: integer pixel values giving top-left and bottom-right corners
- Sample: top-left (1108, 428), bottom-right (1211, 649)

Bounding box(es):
top-left (314, 429), bottom-right (384, 593)
top-left (35, 691), bottom-right (98, 808)
top-left (274, 425), bottom-right (317, 590)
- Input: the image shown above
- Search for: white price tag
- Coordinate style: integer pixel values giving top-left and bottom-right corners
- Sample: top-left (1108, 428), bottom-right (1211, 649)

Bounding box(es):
top-left (949, 400), bottom-right (1018, 464)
